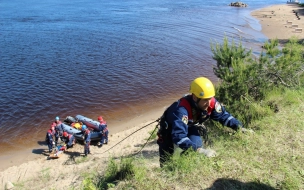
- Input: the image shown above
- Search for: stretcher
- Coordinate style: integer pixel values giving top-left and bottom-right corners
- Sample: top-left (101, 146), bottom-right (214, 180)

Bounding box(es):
top-left (49, 150), bottom-right (64, 159)
top-left (48, 145), bottom-right (66, 159)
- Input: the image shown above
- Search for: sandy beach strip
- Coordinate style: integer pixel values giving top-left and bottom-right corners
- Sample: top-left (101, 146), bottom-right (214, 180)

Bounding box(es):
top-left (0, 104), bottom-right (168, 171)
top-left (251, 3), bottom-right (304, 41)
top-left (0, 116), bottom-right (163, 189)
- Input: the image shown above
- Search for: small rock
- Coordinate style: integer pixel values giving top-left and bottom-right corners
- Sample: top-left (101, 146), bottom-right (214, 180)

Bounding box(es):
top-left (5, 181), bottom-right (14, 190)
top-left (229, 2), bottom-right (248, 7)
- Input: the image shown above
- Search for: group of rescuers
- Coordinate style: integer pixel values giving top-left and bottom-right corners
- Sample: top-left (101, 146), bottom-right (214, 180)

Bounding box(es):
top-left (46, 76), bottom-right (253, 166)
top-left (46, 116), bottom-right (109, 156)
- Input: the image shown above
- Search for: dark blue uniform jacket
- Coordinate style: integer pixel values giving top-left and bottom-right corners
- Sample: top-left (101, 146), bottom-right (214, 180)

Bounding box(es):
top-left (64, 134), bottom-right (75, 147)
top-left (165, 95), bottom-right (242, 151)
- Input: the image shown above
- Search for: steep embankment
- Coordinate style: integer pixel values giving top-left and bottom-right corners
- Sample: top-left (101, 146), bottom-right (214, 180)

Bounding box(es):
top-left (2, 88), bottom-right (303, 190)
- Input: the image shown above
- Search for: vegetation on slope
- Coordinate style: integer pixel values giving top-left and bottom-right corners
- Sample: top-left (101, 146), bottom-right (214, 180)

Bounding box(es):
top-left (81, 37), bottom-right (304, 190)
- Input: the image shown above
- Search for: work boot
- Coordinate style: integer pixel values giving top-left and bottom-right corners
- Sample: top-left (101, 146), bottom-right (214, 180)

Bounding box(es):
top-left (97, 142), bottom-right (101, 146)
top-left (105, 141), bottom-right (108, 144)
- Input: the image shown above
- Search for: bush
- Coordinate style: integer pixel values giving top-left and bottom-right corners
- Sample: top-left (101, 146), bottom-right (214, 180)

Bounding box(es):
top-left (211, 36), bottom-right (304, 125)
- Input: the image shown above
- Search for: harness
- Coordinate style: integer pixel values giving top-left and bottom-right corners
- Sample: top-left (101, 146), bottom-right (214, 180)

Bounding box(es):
top-left (85, 129), bottom-right (90, 135)
top-left (68, 134), bottom-right (73, 139)
top-left (157, 96), bottom-right (216, 143)
top-left (179, 97), bottom-right (199, 124)
top-left (46, 130), bottom-right (52, 140)
top-left (99, 122), bottom-right (108, 134)
top-left (53, 121), bottom-right (63, 136)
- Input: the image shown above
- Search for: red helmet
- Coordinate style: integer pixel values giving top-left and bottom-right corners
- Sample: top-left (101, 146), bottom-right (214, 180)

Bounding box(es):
top-left (63, 132), bottom-right (68, 137)
top-left (98, 116), bottom-right (103, 122)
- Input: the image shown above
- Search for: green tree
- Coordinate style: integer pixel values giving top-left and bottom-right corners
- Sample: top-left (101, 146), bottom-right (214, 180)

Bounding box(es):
top-left (211, 36), bottom-right (252, 80)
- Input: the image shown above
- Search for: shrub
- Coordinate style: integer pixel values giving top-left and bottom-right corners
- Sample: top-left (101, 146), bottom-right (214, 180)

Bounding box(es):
top-left (210, 36), bottom-right (304, 125)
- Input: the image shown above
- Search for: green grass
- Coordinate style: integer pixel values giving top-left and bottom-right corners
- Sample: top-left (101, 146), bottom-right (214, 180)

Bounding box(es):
top-left (12, 181), bottom-right (25, 189)
top-left (80, 87), bottom-right (304, 190)
top-left (40, 167), bottom-right (51, 183)
top-left (79, 37), bottom-right (304, 190)
top-left (145, 128), bottom-right (158, 141)
top-left (75, 156), bottom-right (89, 164)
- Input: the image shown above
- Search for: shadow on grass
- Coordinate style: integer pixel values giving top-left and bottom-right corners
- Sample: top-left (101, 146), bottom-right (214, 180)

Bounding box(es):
top-left (207, 178), bottom-right (276, 190)
top-left (111, 148), bottom-right (159, 161)
top-left (111, 139), bottom-right (159, 160)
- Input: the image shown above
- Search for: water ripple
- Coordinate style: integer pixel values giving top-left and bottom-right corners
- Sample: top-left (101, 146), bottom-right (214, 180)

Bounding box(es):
top-left (0, 0), bottom-right (280, 153)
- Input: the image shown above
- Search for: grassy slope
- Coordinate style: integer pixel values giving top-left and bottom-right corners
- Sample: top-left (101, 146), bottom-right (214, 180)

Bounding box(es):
top-left (11, 85), bottom-right (304, 190)
top-left (94, 87), bottom-right (304, 190)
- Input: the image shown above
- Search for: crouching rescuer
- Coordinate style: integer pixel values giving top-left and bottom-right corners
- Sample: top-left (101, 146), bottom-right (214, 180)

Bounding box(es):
top-left (157, 77), bottom-right (249, 167)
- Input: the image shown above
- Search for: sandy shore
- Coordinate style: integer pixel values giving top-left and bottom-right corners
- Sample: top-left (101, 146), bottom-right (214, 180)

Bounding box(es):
top-left (0, 96), bottom-right (178, 173)
top-left (251, 3), bottom-right (304, 42)
top-left (0, 105), bottom-right (165, 189)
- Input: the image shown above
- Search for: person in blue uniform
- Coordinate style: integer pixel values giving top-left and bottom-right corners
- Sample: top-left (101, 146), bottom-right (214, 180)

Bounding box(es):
top-left (62, 132), bottom-right (75, 149)
top-left (157, 77), bottom-right (253, 167)
top-left (45, 125), bottom-right (56, 153)
top-left (52, 116), bottom-right (63, 145)
top-left (97, 116), bottom-right (109, 147)
top-left (81, 125), bottom-right (91, 156)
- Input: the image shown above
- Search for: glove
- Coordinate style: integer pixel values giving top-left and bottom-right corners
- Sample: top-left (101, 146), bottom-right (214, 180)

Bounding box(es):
top-left (241, 128), bottom-right (255, 134)
top-left (84, 141), bottom-right (86, 145)
top-left (197, 148), bottom-right (217, 157)
top-left (194, 124), bottom-right (207, 138)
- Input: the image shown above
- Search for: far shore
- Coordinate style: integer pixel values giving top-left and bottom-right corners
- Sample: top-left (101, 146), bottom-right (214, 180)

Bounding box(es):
top-left (251, 3), bottom-right (304, 42)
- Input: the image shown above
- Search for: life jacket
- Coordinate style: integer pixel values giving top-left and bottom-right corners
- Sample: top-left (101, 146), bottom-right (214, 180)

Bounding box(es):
top-left (85, 129), bottom-right (90, 135)
top-left (157, 96), bottom-right (216, 143)
top-left (46, 129), bottom-right (53, 141)
top-left (66, 134), bottom-right (75, 145)
top-left (99, 121), bottom-right (108, 133)
top-left (100, 121), bottom-right (106, 125)
top-left (178, 96), bottom-right (215, 124)
top-left (68, 134), bottom-right (73, 139)
top-left (52, 121), bottom-right (62, 126)
top-left (53, 121), bottom-right (63, 136)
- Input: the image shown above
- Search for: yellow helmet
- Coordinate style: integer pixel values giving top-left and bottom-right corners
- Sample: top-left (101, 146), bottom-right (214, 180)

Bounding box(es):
top-left (189, 77), bottom-right (215, 99)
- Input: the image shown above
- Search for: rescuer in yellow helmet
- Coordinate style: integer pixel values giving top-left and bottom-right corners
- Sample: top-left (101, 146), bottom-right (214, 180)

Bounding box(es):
top-left (157, 77), bottom-right (252, 167)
